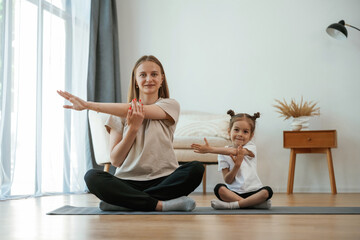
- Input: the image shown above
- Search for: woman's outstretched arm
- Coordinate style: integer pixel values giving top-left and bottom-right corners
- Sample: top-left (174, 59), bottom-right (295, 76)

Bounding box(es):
top-left (57, 90), bottom-right (173, 121)
top-left (57, 90), bottom-right (129, 117)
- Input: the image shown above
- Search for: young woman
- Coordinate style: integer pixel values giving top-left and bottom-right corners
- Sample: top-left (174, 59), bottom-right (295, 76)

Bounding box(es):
top-left (191, 110), bottom-right (273, 210)
top-left (58, 55), bottom-right (204, 211)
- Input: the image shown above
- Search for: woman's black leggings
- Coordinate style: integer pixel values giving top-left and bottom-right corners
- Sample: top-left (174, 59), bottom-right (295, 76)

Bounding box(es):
top-left (214, 183), bottom-right (273, 201)
top-left (84, 161), bottom-right (204, 211)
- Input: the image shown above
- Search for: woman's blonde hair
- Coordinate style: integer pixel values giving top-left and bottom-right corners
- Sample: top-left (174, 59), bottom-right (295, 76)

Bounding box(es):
top-left (127, 55), bottom-right (170, 102)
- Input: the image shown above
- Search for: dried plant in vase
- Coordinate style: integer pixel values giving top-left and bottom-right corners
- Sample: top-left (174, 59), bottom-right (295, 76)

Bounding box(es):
top-left (273, 97), bottom-right (320, 130)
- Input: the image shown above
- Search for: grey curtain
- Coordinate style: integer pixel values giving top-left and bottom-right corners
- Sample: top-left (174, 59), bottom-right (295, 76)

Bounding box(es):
top-left (86, 0), bottom-right (121, 170)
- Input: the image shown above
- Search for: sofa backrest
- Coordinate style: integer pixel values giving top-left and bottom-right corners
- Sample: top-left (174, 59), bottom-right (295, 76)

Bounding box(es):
top-left (175, 110), bottom-right (230, 140)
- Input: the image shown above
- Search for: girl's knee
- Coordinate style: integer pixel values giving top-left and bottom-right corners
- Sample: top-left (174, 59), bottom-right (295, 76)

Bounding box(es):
top-left (214, 184), bottom-right (227, 200)
top-left (214, 183), bottom-right (225, 194)
top-left (262, 186), bottom-right (273, 200)
top-left (260, 189), bottom-right (269, 200)
top-left (218, 186), bottom-right (228, 195)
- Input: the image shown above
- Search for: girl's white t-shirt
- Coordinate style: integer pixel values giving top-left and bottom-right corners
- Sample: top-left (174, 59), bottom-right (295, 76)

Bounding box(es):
top-left (105, 98), bottom-right (180, 181)
top-left (218, 141), bottom-right (263, 194)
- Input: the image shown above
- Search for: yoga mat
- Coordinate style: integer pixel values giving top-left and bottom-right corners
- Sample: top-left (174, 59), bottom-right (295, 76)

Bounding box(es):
top-left (47, 205), bottom-right (360, 215)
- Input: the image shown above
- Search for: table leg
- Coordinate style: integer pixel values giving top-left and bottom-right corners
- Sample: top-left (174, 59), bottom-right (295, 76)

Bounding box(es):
top-left (202, 164), bottom-right (207, 194)
top-left (287, 149), bottom-right (296, 194)
top-left (103, 163), bottom-right (110, 172)
top-left (326, 148), bottom-right (337, 194)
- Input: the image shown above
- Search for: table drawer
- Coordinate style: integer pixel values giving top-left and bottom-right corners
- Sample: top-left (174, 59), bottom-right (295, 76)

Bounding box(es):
top-left (283, 130), bottom-right (337, 148)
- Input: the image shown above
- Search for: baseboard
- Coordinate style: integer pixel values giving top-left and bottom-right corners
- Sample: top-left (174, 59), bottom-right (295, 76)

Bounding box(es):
top-left (193, 185), bottom-right (360, 193)
top-left (272, 186), bottom-right (360, 193)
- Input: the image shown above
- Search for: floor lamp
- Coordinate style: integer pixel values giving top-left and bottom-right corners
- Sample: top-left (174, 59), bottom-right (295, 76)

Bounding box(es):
top-left (326, 20), bottom-right (360, 40)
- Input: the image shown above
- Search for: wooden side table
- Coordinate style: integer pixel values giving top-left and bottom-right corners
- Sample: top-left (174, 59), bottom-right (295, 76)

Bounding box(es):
top-left (283, 130), bottom-right (337, 194)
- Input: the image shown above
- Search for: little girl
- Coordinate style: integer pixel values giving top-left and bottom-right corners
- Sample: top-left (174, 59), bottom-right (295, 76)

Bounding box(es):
top-left (191, 110), bottom-right (273, 210)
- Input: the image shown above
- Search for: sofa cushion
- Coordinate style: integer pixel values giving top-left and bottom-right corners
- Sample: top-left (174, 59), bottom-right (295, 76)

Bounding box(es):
top-left (175, 149), bottom-right (219, 163)
top-left (173, 136), bottom-right (231, 149)
top-left (174, 111), bottom-right (230, 139)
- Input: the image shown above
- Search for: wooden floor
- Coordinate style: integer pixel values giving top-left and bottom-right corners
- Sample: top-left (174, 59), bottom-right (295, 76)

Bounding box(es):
top-left (1, 193), bottom-right (360, 240)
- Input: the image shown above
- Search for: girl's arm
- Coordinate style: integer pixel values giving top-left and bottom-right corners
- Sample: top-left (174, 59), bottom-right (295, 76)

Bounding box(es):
top-left (191, 138), bottom-right (237, 155)
top-left (222, 167), bottom-right (240, 184)
top-left (191, 138), bottom-right (255, 158)
top-left (242, 148), bottom-right (255, 158)
top-left (57, 90), bottom-right (173, 122)
top-left (221, 146), bottom-right (244, 184)
top-left (109, 101), bottom-right (144, 167)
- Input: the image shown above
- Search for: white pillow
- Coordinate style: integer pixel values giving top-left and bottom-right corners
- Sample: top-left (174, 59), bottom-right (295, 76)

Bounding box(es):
top-left (175, 111), bottom-right (230, 139)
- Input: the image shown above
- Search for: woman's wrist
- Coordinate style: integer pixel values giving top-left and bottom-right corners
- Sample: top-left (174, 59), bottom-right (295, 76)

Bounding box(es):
top-left (85, 101), bottom-right (99, 111)
top-left (127, 125), bottom-right (140, 134)
top-left (85, 101), bottom-right (92, 110)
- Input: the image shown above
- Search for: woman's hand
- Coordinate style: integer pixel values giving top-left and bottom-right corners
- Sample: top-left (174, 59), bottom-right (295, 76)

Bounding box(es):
top-left (230, 145), bottom-right (244, 167)
top-left (191, 138), bottom-right (212, 154)
top-left (126, 99), bottom-right (145, 132)
top-left (57, 90), bottom-right (88, 111)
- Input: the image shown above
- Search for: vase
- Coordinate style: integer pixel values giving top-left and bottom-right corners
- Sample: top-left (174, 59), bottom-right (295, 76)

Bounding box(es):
top-left (290, 116), bottom-right (310, 131)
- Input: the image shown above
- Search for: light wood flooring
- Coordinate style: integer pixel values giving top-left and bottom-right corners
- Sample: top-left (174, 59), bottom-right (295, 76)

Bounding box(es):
top-left (1, 193), bottom-right (360, 240)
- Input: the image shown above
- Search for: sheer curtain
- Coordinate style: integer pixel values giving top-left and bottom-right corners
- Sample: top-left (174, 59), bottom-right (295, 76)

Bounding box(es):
top-left (0, 0), bottom-right (91, 199)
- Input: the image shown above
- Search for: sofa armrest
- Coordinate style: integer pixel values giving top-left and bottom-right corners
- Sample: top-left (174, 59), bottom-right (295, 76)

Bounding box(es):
top-left (88, 110), bottom-right (111, 166)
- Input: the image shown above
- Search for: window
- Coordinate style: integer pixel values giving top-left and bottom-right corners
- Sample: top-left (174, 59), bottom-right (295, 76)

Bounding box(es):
top-left (0, 0), bottom-right (5, 102)
top-left (1, 0), bottom-right (90, 198)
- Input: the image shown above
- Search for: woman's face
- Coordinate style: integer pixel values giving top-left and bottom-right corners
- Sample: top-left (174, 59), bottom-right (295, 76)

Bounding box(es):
top-left (135, 61), bottom-right (163, 98)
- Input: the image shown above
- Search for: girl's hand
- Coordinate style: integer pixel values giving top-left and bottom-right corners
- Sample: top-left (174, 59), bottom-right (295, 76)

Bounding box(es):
top-left (191, 138), bottom-right (212, 153)
top-left (57, 90), bottom-right (88, 111)
top-left (230, 145), bottom-right (244, 167)
top-left (126, 99), bottom-right (144, 132)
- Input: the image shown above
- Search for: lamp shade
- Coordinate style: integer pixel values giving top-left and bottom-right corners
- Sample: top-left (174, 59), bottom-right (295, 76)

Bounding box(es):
top-left (326, 20), bottom-right (348, 40)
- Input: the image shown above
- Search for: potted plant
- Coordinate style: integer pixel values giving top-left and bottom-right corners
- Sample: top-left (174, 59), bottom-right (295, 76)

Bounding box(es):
top-left (273, 97), bottom-right (320, 131)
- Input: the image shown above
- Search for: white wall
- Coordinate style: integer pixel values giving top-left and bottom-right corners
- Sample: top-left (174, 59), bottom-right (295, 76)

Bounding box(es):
top-left (116, 0), bottom-right (360, 193)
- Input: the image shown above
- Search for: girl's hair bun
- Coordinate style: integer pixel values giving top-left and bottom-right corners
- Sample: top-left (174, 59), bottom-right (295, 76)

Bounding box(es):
top-left (227, 109), bottom-right (235, 117)
top-left (253, 112), bottom-right (260, 119)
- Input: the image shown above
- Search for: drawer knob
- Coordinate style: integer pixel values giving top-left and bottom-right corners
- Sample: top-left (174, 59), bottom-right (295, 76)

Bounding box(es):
top-left (307, 138), bottom-right (312, 141)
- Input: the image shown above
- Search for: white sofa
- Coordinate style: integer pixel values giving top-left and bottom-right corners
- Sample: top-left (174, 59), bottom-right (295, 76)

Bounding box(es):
top-left (173, 111), bottom-right (231, 193)
top-left (88, 110), bottom-right (231, 193)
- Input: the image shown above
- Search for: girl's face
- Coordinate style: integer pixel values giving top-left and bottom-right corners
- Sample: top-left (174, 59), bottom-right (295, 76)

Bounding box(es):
top-left (228, 120), bottom-right (254, 147)
top-left (135, 61), bottom-right (164, 98)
